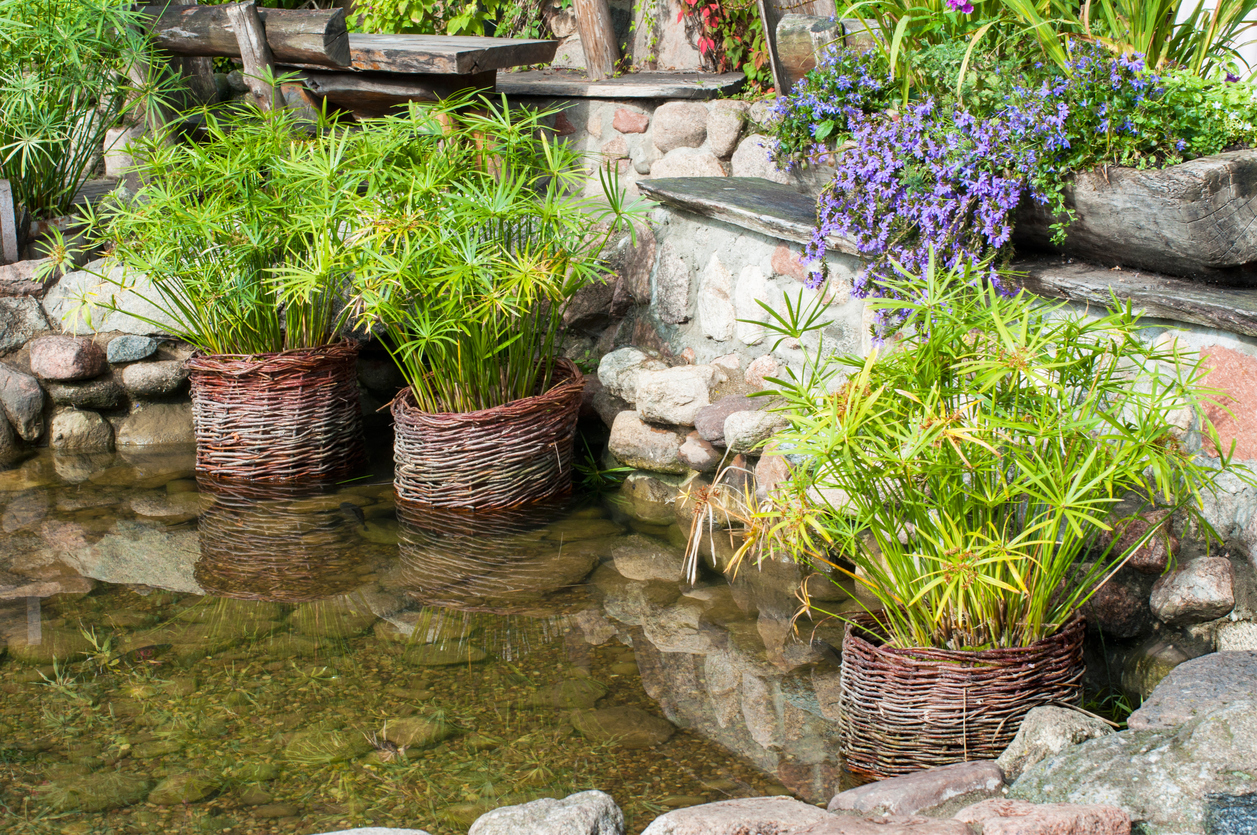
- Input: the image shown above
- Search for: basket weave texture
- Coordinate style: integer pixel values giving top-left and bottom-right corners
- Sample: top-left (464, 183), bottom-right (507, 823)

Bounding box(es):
top-left (396, 499), bottom-right (593, 613)
top-left (187, 340), bottom-right (365, 483)
top-left (391, 358), bottom-right (584, 510)
top-left (839, 613), bottom-right (1085, 780)
top-left (193, 478), bottom-right (366, 602)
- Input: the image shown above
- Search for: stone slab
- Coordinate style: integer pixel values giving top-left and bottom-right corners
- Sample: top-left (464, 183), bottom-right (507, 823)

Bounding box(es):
top-left (498, 69), bottom-right (746, 100)
top-left (1127, 650), bottom-right (1257, 730)
top-left (1015, 256), bottom-right (1257, 338)
top-left (638, 177), bottom-right (859, 254)
top-left (641, 797), bottom-right (832, 834)
top-left (281, 33), bottom-right (557, 75)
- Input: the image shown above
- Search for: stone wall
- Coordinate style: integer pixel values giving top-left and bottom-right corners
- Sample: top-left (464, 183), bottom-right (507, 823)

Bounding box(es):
top-left (507, 95), bottom-right (832, 200)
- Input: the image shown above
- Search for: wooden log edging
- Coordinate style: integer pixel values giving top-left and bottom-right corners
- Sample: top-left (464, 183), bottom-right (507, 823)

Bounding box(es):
top-left (139, 3), bottom-right (351, 68)
top-left (1014, 149), bottom-right (1257, 282)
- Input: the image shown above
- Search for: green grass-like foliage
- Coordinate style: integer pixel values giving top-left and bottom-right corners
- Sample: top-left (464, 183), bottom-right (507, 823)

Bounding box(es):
top-left (759, 257), bottom-right (1252, 651)
top-left (89, 93), bottom-right (638, 401)
top-left (85, 105), bottom-right (362, 355)
top-left (0, 0), bottom-right (170, 220)
top-left (343, 95), bottom-right (640, 413)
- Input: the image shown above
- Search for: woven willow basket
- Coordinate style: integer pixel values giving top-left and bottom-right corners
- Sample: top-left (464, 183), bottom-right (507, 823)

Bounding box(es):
top-left (187, 340), bottom-right (365, 483)
top-left (193, 478), bottom-right (366, 602)
top-left (391, 358), bottom-right (584, 510)
top-left (839, 613), bottom-right (1085, 780)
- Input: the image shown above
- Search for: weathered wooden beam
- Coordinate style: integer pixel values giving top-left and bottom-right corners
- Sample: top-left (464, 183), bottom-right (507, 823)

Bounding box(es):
top-left (1014, 149), bottom-right (1257, 282)
top-left (571, 0), bottom-right (619, 80)
top-left (757, 0), bottom-right (789, 95)
top-left (139, 3), bottom-right (350, 68)
top-left (0, 180), bottom-right (18, 264)
top-left (299, 70), bottom-right (495, 119)
top-left (226, 1), bottom-right (284, 111)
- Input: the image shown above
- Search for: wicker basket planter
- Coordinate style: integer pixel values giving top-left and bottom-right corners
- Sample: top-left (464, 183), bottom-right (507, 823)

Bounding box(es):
top-left (187, 340), bottom-right (365, 483)
top-left (839, 613), bottom-right (1086, 780)
top-left (391, 358), bottom-right (584, 510)
top-left (193, 478), bottom-right (366, 602)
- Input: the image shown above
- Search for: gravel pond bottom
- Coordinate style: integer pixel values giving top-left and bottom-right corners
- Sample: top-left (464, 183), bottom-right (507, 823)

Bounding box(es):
top-left (0, 448), bottom-right (802, 835)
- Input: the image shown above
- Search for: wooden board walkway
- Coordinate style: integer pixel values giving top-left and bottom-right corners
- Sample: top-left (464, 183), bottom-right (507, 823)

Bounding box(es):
top-left (281, 34), bottom-right (559, 76)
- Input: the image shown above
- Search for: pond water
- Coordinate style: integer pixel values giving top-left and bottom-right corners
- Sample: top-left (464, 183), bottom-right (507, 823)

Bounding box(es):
top-left (0, 445), bottom-right (846, 835)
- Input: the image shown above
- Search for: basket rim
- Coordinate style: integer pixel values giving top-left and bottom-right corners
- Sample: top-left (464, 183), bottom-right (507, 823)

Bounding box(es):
top-left (843, 611), bottom-right (1086, 663)
top-left (391, 357), bottom-right (584, 422)
top-left (186, 337), bottom-right (360, 373)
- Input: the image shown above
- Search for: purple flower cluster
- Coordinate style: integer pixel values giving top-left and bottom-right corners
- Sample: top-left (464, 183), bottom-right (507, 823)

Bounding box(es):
top-left (799, 45), bottom-right (1190, 336)
top-left (946, 0), bottom-right (974, 13)
top-left (768, 48), bottom-right (892, 167)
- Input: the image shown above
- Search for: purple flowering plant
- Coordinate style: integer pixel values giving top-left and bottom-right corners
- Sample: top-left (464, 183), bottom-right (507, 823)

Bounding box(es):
top-left (770, 42), bottom-right (1257, 336)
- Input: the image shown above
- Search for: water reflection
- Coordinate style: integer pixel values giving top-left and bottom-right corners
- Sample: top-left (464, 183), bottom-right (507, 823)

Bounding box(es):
top-left (396, 500), bottom-right (608, 613)
top-left (194, 478), bottom-right (370, 602)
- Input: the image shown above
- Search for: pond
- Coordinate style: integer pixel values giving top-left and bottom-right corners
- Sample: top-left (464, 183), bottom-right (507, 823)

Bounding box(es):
top-left (0, 445), bottom-right (852, 835)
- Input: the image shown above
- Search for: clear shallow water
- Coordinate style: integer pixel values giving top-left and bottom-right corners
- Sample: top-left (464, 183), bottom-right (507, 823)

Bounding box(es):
top-left (0, 447), bottom-right (819, 835)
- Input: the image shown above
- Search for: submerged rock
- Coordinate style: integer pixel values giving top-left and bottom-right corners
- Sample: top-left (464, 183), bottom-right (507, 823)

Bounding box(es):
top-left (528, 678), bottom-right (609, 709)
top-left (283, 730), bottom-right (373, 765)
top-left (381, 714), bottom-right (464, 749)
top-left (401, 642), bottom-right (489, 666)
top-left (468, 789), bottom-right (624, 835)
top-left (292, 598), bottom-right (377, 639)
top-left (148, 772), bottom-right (219, 805)
top-left (569, 706), bottom-right (675, 749)
top-left (6, 626), bottom-right (94, 665)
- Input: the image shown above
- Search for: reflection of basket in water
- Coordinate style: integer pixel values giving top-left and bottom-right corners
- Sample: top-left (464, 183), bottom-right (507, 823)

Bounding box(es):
top-left (194, 479), bottom-right (367, 602)
top-left (187, 341), bottom-right (365, 484)
top-left (391, 358), bottom-right (583, 510)
top-left (396, 500), bottom-right (596, 612)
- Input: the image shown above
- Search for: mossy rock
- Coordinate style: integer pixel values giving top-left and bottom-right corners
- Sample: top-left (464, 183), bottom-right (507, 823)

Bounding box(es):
top-left (132, 740), bottom-right (184, 759)
top-left (229, 761), bottom-right (280, 784)
top-left (569, 706), bottom-right (675, 749)
top-left (528, 678), bottom-right (608, 709)
top-left (7, 627), bottom-right (94, 666)
top-left (35, 771), bottom-right (153, 812)
top-left (283, 730), bottom-right (372, 765)
top-left (400, 642), bottom-right (488, 667)
top-left (148, 772), bottom-right (220, 805)
top-left (381, 714), bottom-right (464, 749)
top-left (355, 518), bottom-right (399, 545)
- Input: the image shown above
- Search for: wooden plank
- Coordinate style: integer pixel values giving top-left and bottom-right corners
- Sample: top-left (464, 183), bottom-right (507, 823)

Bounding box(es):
top-left (0, 180), bottom-right (18, 264)
top-left (139, 3), bottom-right (350, 67)
top-left (283, 34), bottom-right (558, 75)
top-left (1015, 256), bottom-right (1257, 338)
top-left (496, 69), bottom-right (745, 99)
top-left (227, 1), bottom-right (284, 111)
top-left (300, 70), bottom-right (495, 118)
top-left (1014, 149), bottom-right (1257, 282)
top-left (638, 176), bottom-right (859, 255)
top-left (572, 0), bottom-right (619, 80)
top-left (756, 0), bottom-right (789, 95)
